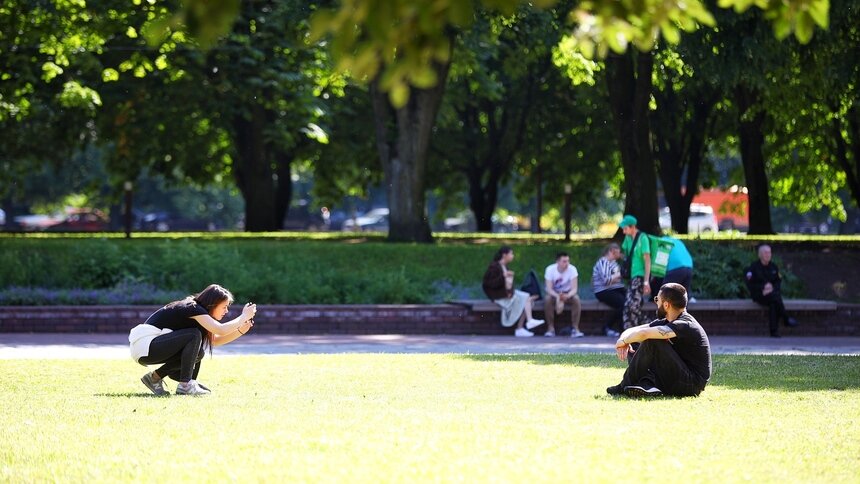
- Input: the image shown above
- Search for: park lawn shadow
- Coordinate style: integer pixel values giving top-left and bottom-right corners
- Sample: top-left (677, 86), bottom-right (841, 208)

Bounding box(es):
top-left (456, 353), bottom-right (860, 392)
top-left (95, 392), bottom-right (171, 398)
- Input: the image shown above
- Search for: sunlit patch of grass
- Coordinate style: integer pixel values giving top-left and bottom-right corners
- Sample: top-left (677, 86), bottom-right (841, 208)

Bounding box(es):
top-left (0, 354), bottom-right (857, 482)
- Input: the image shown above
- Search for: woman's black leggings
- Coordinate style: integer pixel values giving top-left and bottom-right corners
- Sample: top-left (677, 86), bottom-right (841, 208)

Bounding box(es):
top-left (138, 328), bottom-right (205, 383)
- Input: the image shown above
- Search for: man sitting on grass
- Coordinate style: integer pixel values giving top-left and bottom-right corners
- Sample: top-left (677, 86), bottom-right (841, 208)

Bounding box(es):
top-left (607, 283), bottom-right (712, 398)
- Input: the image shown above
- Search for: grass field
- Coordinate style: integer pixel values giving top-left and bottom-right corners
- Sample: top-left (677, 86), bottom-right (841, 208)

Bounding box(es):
top-left (2, 354), bottom-right (859, 482)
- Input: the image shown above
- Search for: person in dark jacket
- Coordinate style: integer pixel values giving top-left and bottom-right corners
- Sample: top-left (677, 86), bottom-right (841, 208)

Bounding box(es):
top-left (744, 244), bottom-right (798, 337)
top-left (482, 246), bottom-right (544, 337)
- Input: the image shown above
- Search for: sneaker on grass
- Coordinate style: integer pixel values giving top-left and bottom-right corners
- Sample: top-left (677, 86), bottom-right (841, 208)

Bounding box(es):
top-left (624, 384), bottom-right (663, 398)
top-left (514, 327), bottom-right (535, 338)
top-left (141, 372), bottom-right (168, 396)
top-left (176, 380), bottom-right (211, 396)
top-left (606, 384), bottom-right (625, 396)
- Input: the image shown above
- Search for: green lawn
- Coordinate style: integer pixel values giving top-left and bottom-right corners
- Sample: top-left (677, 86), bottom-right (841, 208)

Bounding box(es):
top-left (2, 354), bottom-right (858, 482)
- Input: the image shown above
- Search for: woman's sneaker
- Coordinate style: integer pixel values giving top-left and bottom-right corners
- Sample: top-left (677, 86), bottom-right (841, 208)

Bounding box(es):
top-left (570, 329), bottom-right (586, 338)
top-left (525, 319), bottom-right (545, 330)
top-left (141, 372), bottom-right (169, 396)
top-left (176, 380), bottom-right (211, 396)
top-left (514, 327), bottom-right (535, 337)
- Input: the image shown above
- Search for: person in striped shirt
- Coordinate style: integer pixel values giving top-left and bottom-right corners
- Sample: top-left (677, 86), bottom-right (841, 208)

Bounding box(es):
top-left (592, 243), bottom-right (625, 337)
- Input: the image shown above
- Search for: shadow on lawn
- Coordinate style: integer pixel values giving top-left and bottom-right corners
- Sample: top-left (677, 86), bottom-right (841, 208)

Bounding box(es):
top-left (456, 354), bottom-right (860, 392)
top-left (95, 392), bottom-right (170, 398)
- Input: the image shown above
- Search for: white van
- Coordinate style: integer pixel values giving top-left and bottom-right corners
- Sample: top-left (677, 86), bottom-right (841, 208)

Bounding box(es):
top-left (659, 203), bottom-right (719, 233)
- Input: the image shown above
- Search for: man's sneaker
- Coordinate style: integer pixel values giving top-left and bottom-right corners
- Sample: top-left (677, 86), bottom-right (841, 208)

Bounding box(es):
top-left (514, 327), bottom-right (535, 337)
top-left (544, 330), bottom-right (556, 337)
top-left (571, 329), bottom-right (585, 338)
top-left (525, 319), bottom-right (545, 330)
top-left (624, 384), bottom-right (663, 398)
top-left (606, 384), bottom-right (625, 396)
top-left (176, 380), bottom-right (211, 396)
top-left (141, 372), bottom-right (168, 396)
top-left (605, 328), bottom-right (620, 338)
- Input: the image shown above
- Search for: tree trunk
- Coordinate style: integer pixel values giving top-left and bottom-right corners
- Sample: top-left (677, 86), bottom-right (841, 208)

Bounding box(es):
top-left (735, 86), bottom-right (774, 235)
top-left (468, 165), bottom-right (500, 232)
top-left (533, 165), bottom-right (543, 234)
top-left (605, 50), bottom-right (661, 235)
top-left (370, 53), bottom-right (452, 243)
top-left (233, 105), bottom-right (280, 231)
top-left (275, 154), bottom-right (293, 228)
top-left (834, 105), bottom-right (860, 211)
top-left (653, 86), bottom-right (716, 234)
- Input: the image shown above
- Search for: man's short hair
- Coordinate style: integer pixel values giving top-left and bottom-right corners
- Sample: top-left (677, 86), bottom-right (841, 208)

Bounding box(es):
top-left (556, 251), bottom-right (569, 260)
top-left (602, 243), bottom-right (619, 256)
top-left (659, 283), bottom-right (688, 309)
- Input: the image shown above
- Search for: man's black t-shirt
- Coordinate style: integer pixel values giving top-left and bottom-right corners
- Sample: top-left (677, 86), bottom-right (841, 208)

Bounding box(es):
top-left (649, 311), bottom-right (712, 383)
top-left (144, 299), bottom-right (209, 331)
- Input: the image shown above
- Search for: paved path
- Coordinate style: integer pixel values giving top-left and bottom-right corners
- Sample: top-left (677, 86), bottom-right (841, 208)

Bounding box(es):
top-left (1, 333), bottom-right (859, 358)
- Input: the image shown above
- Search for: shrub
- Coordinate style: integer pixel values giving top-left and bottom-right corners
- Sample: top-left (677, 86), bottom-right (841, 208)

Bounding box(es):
top-left (0, 237), bottom-right (805, 305)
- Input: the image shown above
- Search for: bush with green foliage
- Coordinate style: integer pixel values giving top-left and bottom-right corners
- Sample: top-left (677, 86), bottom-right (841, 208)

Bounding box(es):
top-left (0, 237), bottom-right (802, 305)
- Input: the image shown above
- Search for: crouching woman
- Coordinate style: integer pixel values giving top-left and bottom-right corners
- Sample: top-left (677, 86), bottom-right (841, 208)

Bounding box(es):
top-left (129, 284), bottom-right (256, 396)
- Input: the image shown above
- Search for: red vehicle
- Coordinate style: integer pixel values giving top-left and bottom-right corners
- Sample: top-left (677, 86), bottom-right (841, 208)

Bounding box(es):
top-left (692, 187), bottom-right (749, 231)
top-left (47, 208), bottom-right (110, 231)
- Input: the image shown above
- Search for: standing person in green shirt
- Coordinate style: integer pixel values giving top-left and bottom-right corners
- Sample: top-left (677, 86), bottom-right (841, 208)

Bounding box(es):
top-left (619, 215), bottom-right (651, 329)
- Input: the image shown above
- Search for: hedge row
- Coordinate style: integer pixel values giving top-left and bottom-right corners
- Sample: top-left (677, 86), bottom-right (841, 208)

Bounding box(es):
top-left (0, 237), bottom-right (801, 305)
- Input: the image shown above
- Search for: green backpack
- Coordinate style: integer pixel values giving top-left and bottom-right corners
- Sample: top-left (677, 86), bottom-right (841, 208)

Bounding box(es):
top-left (649, 235), bottom-right (675, 278)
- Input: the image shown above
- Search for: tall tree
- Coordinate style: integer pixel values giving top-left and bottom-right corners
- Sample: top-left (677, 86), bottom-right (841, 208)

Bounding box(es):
top-left (94, 0), bottom-right (330, 231)
top-left (369, 55), bottom-right (451, 242)
top-left (605, 49), bottom-right (661, 234)
top-left (650, 46), bottom-right (719, 233)
top-left (764, 0), bottom-right (860, 222)
top-left (430, 5), bottom-right (575, 232)
top-left (0, 0), bottom-right (104, 226)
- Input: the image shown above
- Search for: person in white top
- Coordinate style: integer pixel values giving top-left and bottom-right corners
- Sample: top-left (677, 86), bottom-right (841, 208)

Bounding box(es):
top-left (543, 252), bottom-right (584, 337)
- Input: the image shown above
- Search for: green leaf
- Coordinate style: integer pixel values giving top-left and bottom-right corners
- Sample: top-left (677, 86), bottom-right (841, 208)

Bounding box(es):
top-left (409, 65), bottom-right (438, 88)
top-left (389, 82), bottom-right (409, 108)
top-left (807, 0), bottom-right (829, 28)
top-left (772, 17), bottom-right (791, 40)
top-left (661, 22), bottom-right (681, 45)
top-left (794, 11), bottom-right (815, 44)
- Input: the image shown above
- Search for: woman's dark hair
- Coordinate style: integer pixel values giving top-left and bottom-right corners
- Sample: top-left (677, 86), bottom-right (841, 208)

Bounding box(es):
top-left (493, 246), bottom-right (513, 262)
top-left (165, 284), bottom-right (234, 355)
top-left (194, 284), bottom-right (235, 311)
top-left (658, 283), bottom-right (688, 309)
top-left (194, 284), bottom-right (234, 353)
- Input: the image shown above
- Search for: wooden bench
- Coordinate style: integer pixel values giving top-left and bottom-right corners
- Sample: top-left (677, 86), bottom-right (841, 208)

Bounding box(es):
top-left (448, 298), bottom-right (845, 336)
top-left (449, 298), bottom-right (838, 312)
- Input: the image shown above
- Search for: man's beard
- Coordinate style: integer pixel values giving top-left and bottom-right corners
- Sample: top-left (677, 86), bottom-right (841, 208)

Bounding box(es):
top-left (656, 304), bottom-right (667, 319)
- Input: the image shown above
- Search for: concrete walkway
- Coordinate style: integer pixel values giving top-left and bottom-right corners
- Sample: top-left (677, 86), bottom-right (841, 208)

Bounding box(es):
top-left (1, 333), bottom-right (860, 359)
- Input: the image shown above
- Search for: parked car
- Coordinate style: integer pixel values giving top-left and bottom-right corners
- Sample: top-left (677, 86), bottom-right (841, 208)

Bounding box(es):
top-left (134, 210), bottom-right (212, 231)
top-left (342, 208), bottom-right (389, 232)
top-left (46, 208), bottom-right (110, 231)
top-left (282, 199), bottom-right (326, 231)
top-left (659, 204), bottom-right (719, 233)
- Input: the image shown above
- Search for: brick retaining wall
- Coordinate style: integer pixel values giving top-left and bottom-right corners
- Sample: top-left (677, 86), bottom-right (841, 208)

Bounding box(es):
top-left (1, 303), bottom-right (858, 336)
